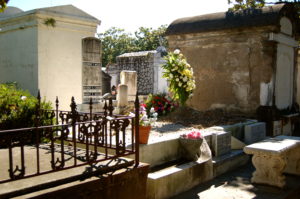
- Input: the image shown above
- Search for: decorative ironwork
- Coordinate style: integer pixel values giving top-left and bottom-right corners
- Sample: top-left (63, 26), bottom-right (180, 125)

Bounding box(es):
top-left (0, 93), bottom-right (140, 184)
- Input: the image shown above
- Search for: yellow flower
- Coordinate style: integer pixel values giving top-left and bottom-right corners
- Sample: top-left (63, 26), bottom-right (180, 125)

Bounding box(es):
top-left (182, 69), bottom-right (192, 77)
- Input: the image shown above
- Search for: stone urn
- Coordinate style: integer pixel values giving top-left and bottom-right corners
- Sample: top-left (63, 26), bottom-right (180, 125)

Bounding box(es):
top-left (179, 137), bottom-right (203, 161)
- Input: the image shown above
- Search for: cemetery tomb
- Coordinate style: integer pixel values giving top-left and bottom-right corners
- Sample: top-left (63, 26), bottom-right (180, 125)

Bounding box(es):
top-left (244, 122), bottom-right (266, 144)
top-left (82, 37), bottom-right (102, 103)
top-left (116, 50), bottom-right (167, 95)
top-left (165, 3), bottom-right (300, 114)
top-left (211, 131), bottom-right (231, 157)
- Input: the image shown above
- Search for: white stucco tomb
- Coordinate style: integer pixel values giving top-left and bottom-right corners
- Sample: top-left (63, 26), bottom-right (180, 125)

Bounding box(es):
top-left (0, 5), bottom-right (100, 110)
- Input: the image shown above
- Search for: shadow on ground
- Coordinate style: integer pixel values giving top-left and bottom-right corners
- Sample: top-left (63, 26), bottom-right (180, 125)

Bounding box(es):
top-left (152, 123), bottom-right (188, 133)
top-left (171, 162), bottom-right (300, 199)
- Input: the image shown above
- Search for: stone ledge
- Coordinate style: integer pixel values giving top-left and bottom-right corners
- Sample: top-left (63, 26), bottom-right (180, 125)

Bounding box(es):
top-left (11, 163), bottom-right (149, 199)
top-left (212, 150), bottom-right (250, 177)
top-left (147, 159), bottom-right (213, 199)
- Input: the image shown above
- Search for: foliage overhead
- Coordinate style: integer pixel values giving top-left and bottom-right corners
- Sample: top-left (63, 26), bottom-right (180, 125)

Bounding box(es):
top-left (134, 26), bottom-right (168, 52)
top-left (0, 0), bottom-right (8, 12)
top-left (98, 27), bottom-right (137, 68)
top-left (228, 0), bottom-right (300, 10)
top-left (98, 25), bottom-right (167, 67)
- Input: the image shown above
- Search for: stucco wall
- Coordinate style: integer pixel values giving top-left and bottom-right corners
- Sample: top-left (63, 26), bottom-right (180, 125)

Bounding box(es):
top-left (0, 6), bottom-right (100, 111)
top-left (37, 15), bottom-right (97, 110)
top-left (0, 16), bottom-right (38, 94)
top-left (153, 53), bottom-right (168, 94)
top-left (167, 27), bottom-right (276, 113)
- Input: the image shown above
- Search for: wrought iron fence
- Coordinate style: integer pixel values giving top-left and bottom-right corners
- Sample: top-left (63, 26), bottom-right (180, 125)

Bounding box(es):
top-left (0, 92), bottom-right (140, 184)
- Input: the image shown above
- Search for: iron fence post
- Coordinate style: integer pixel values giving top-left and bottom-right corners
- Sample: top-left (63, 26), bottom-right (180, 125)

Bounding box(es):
top-left (70, 97), bottom-right (78, 166)
top-left (134, 92), bottom-right (140, 167)
top-left (35, 90), bottom-right (41, 174)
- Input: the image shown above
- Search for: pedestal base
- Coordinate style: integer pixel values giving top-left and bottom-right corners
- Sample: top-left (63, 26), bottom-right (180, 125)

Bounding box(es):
top-left (251, 153), bottom-right (286, 188)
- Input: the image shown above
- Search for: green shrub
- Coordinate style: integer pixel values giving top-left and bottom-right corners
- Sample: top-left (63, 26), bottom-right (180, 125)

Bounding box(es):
top-left (0, 83), bottom-right (53, 130)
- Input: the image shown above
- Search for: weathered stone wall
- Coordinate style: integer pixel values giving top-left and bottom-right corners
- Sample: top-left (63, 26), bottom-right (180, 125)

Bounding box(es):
top-left (167, 27), bottom-right (277, 113)
top-left (116, 51), bottom-right (168, 95)
top-left (117, 54), bottom-right (154, 95)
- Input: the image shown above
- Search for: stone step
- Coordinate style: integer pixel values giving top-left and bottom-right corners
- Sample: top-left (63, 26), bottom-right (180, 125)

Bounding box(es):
top-left (146, 150), bottom-right (249, 199)
top-left (212, 149), bottom-right (249, 177)
top-left (147, 158), bottom-right (213, 199)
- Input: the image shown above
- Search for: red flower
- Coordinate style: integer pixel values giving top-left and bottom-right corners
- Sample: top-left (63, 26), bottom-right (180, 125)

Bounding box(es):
top-left (186, 131), bottom-right (202, 139)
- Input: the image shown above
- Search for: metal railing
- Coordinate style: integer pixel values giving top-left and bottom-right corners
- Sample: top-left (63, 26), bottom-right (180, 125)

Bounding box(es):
top-left (0, 92), bottom-right (140, 184)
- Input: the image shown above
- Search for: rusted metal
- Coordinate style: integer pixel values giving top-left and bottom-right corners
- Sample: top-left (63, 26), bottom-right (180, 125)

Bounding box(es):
top-left (36, 91), bottom-right (41, 174)
top-left (0, 94), bottom-right (139, 184)
top-left (135, 92), bottom-right (140, 167)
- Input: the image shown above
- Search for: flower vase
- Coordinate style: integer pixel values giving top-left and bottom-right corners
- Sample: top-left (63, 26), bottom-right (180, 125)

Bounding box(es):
top-left (138, 125), bottom-right (151, 144)
top-left (179, 137), bottom-right (203, 161)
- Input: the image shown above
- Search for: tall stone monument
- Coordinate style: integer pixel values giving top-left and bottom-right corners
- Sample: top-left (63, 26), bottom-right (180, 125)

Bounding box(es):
top-left (82, 37), bottom-right (102, 104)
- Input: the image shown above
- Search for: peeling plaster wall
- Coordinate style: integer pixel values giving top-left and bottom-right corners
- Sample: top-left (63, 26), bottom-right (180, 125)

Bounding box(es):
top-left (167, 27), bottom-right (276, 113)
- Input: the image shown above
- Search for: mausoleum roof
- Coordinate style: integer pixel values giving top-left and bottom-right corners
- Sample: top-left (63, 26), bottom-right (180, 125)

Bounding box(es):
top-left (0, 5), bottom-right (100, 24)
top-left (0, 7), bottom-right (23, 18)
top-left (166, 3), bottom-right (299, 36)
top-left (117, 50), bottom-right (157, 58)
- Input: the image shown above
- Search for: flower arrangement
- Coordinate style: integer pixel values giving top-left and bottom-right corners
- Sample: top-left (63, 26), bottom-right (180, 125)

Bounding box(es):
top-left (162, 49), bottom-right (196, 106)
top-left (129, 104), bottom-right (158, 126)
top-left (145, 94), bottom-right (177, 116)
top-left (180, 131), bottom-right (203, 139)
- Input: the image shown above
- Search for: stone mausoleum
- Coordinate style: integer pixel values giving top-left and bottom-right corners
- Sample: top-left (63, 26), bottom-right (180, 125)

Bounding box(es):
top-left (0, 5), bottom-right (101, 110)
top-left (166, 3), bottom-right (300, 115)
top-left (116, 50), bottom-right (168, 95)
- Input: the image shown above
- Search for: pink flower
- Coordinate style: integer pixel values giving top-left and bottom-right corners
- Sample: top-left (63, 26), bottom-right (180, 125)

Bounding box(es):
top-left (182, 131), bottom-right (203, 139)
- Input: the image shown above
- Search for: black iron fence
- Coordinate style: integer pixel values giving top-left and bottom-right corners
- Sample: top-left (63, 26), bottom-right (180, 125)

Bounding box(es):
top-left (0, 92), bottom-right (140, 184)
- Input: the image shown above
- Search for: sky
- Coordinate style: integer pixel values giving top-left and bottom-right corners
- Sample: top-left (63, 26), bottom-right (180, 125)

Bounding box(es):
top-left (7, 0), bottom-right (229, 33)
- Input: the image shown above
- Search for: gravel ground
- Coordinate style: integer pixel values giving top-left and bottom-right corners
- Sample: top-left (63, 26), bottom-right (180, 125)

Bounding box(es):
top-left (147, 121), bottom-right (206, 143)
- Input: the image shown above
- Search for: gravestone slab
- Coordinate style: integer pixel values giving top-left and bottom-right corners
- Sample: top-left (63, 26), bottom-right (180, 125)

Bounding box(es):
top-left (244, 122), bottom-right (266, 144)
top-left (120, 70), bottom-right (137, 101)
top-left (117, 84), bottom-right (128, 107)
top-left (211, 131), bottom-right (231, 157)
top-left (82, 37), bottom-right (102, 103)
top-left (273, 120), bottom-right (282, 136)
